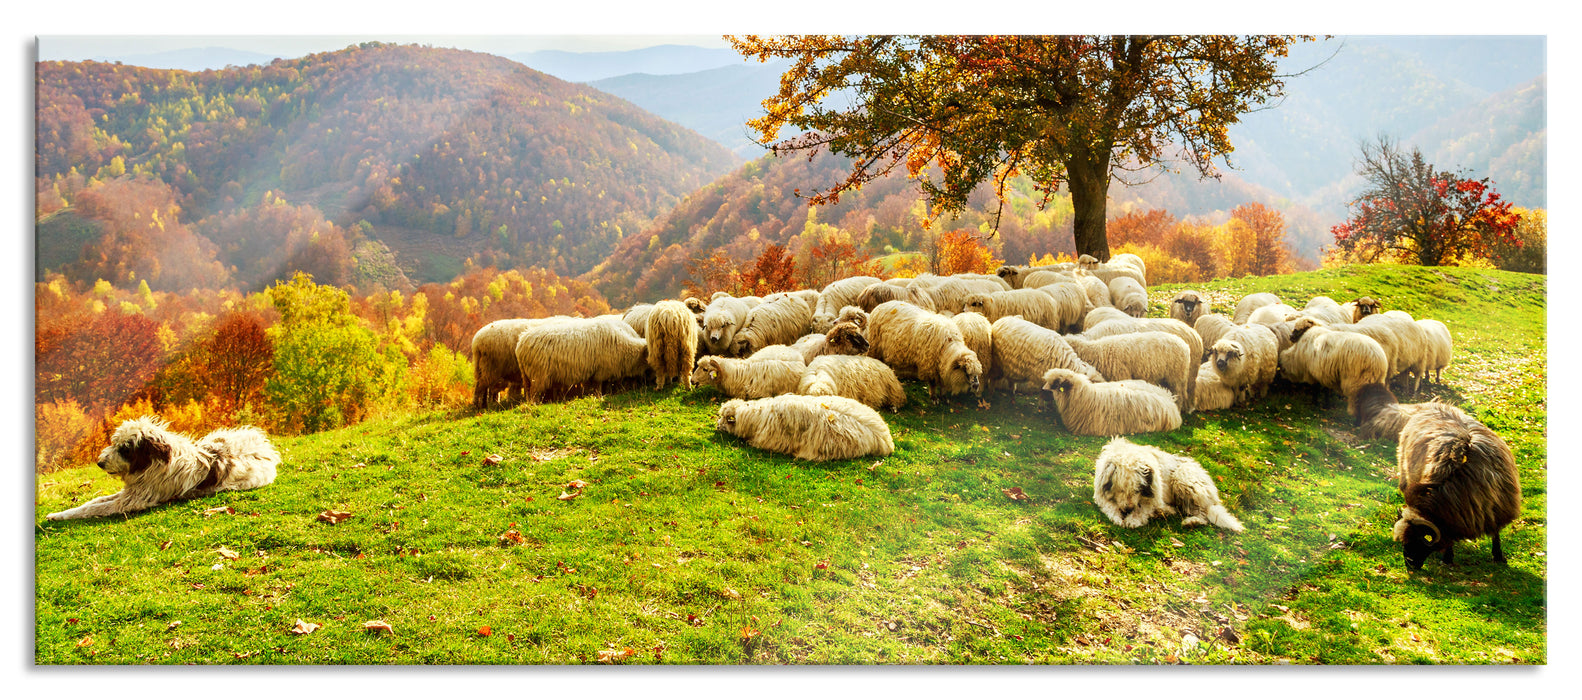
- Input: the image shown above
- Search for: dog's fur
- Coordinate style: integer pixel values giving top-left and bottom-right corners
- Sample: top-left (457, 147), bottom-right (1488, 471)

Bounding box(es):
top-left (45, 417), bottom-right (280, 520)
top-left (1092, 437), bottom-right (1244, 532)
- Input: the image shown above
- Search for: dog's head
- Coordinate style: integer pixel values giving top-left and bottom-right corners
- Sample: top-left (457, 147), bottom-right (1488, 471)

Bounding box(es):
top-left (1094, 440), bottom-right (1165, 528)
top-left (98, 416), bottom-right (173, 478)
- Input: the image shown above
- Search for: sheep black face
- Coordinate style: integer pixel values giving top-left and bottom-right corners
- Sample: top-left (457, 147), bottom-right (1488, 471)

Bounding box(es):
top-left (1288, 317), bottom-right (1319, 344)
top-left (996, 266), bottom-right (1018, 280)
top-left (1355, 297), bottom-right (1381, 319)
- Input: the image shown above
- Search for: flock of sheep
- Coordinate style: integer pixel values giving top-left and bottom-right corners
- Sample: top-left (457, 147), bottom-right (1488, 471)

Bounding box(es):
top-left (470, 254), bottom-right (1520, 571)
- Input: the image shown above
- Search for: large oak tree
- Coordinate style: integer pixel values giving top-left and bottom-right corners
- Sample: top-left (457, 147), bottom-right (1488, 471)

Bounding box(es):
top-left (729, 35), bottom-right (1314, 260)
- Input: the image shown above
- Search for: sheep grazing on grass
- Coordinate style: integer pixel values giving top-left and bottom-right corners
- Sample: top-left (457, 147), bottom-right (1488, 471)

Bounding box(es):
top-left (1079, 316), bottom-right (1203, 407)
top-left (691, 356), bottom-right (804, 399)
top-left (701, 295), bottom-right (754, 357)
top-left (798, 355), bottom-right (907, 410)
top-left (1170, 291), bottom-right (1208, 326)
top-left (1040, 368), bottom-right (1182, 436)
top-left (1075, 274), bottom-right (1111, 315)
top-left (1300, 296), bottom-right (1351, 326)
top-left (1418, 318), bottom-right (1453, 383)
top-left (1247, 302), bottom-right (1299, 328)
top-left (910, 274), bottom-right (1010, 313)
top-left (1233, 292), bottom-right (1282, 325)
top-left (645, 300), bottom-right (699, 390)
top-left (1278, 317), bottom-right (1389, 418)
top-left (856, 281), bottom-right (937, 313)
top-left (989, 316), bottom-right (1103, 394)
top-left (1393, 402), bottom-right (1521, 570)
top-left (716, 395), bottom-right (894, 461)
top-left (733, 293), bottom-right (815, 356)
top-left (951, 312), bottom-right (994, 393)
top-left (1107, 277), bottom-right (1149, 318)
top-left (996, 263), bottom-right (1074, 289)
top-left (622, 303), bottom-right (656, 337)
top-left (964, 289), bottom-right (1066, 331)
top-left (515, 317), bottom-right (649, 403)
top-left (792, 321), bottom-right (870, 364)
top-left (812, 276), bottom-right (882, 332)
top-left (1193, 314), bottom-right (1236, 362)
top-left (1193, 363), bottom-right (1239, 412)
top-left (471, 318), bottom-right (554, 409)
top-left (865, 301), bottom-right (984, 400)
top-left (1207, 324), bottom-right (1279, 403)
top-left (1093, 437), bottom-right (1243, 531)
top-left (1064, 331), bottom-right (1193, 412)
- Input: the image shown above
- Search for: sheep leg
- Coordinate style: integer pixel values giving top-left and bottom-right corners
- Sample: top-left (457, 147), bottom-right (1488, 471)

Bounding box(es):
top-left (1491, 531), bottom-right (1507, 564)
top-left (1441, 541), bottom-right (1456, 567)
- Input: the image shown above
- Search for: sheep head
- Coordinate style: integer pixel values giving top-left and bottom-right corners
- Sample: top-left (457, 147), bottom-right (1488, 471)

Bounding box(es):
top-left (1354, 296), bottom-right (1381, 321)
top-left (1392, 505), bottom-right (1443, 571)
top-left (1211, 339), bottom-right (1246, 375)
top-left (1041, 368), bottom-right (1079, 395)
top-left (684, 297), bottom-right (707, 314)
top-left (1078, 254), bottom-right (1100, 269)
top-left (938, 348), bottom-right (984, 396)
top-left (963, 293), bottom-right (990, 316)
top-left (1288, 317), bottom-right (1322, 345)
top-left (825, 322), bottom-right (869, 355)
top-left (715, 399), bottom-right (745, 434)
top-left (690, 356), bottom-right (722, 387)
top-left (1173, 292), bottom-right (1202, 316)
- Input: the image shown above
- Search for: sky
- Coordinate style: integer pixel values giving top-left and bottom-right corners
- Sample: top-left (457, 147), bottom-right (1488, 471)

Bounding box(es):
top-left (35, 34), bottom-right (734, 63)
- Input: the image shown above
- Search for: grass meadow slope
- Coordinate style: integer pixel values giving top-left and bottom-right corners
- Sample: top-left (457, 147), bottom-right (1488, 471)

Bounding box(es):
top-left (34, 264), bottom-right (1546, 665)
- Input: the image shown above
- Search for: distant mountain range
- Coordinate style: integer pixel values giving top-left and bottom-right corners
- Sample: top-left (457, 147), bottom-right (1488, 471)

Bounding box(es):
top-left (71, 46), bottom-right (286, 72)
top-left (508, 45), bottom-right (747, 83)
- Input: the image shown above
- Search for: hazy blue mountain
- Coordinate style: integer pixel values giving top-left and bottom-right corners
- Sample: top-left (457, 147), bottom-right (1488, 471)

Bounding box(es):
top-left (80, 47), bottom-right (283, 71)
top-left (507, 45), bottom-right (745, 83)
top-left (591, 59), bottom-right (791, 158)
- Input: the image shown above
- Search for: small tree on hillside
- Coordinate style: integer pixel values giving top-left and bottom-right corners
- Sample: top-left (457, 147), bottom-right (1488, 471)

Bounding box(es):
top-left (1226, 203), bottom-right (1295, 277)
top-left (1330, 137), bottom-right (1520, 267)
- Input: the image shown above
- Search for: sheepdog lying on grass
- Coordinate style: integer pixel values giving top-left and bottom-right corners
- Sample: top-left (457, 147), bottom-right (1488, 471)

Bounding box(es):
top-left (1092, 437), bottom-right (1243, 532)
top-left (46, 416), bottom-right (280, 520)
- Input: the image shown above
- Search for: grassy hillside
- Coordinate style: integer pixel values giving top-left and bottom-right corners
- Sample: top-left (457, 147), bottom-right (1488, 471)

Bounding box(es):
top-left (34, 265), bottom-right (1545, 665)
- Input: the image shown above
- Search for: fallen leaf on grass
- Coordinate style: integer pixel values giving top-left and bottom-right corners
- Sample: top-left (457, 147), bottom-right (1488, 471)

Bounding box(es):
top-left (477, 626), bottom-right (492, 637)
top-left (216, 546), bottom-right (240, 560)
top-left (202, 506), bottom-right (235, 517)
top-left (498, 529), bottom-right (525, 545)
top-left (814, 560), bottom-right (830, 570)
top-left (566, 479), bottom-right (588, 489)
top-left (290, 619), bottom-right (320, 635)
top-left (597, 647), bottom-right (636, 664)
top-left (76, 635), bottom-right (94, 648)
top-left (1002, 487), bottom-right (1030, 502)
top-left (556, 491), bottom-right (580, 501)
top-left (158, 541), bottom-right (172, 551)
top-left (482, 454), bottom-right (503, 466)
top-left (316, 510), bottom-right (353, 524)
top-left (364, 620), bottom-right (394, 634)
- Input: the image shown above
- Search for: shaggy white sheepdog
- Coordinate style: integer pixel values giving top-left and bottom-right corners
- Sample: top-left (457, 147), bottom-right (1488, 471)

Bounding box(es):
top-left (1092, 437), bottom-right (1243, 532)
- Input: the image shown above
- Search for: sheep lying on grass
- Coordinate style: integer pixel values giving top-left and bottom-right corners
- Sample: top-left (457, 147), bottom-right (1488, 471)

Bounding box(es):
top-left (1079, 316), bottom-right (1203, 407)
top-left (646, 300), bottom-right (699, 389)
top-left (733, 294), bottom-right (814, 356)
top-left (1040, 368), bottom-right (1182, 436)
top-left (1193, 314), bottom-right (1236, 361)
top-left (1064, 331), bottom-right (1193, 412)
top-left (1394, 402), bottom-right (1521, 570)
top-left (1278, 317), bottom-right (1388, 418)
top-left (1093, 437), bottom-right (1244, 531)
top-left (1193, 363), bottom-right (1239, 412)
top-left (716, 394), bottom-right (894, 461)
top-left (691, 356), bottom-right (804, 399)
top-left (866, 301), bottom-right (984, 400)
top-left (701, 295), bottom-right (754, 356)
top-left (792, 321), bottom-right (869, 364)
top-left (515, 317), bottom-right (649, 403)
top-left (798, 355), bottom-right (907, 410)
top-left (989, 316), bottom-right (1103, 394)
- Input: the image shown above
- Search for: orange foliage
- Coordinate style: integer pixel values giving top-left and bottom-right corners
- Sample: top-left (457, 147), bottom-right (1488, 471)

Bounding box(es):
top-left (1222, 203), bottom-right (1294, 277)
top-left (1106, 209), bottom-right (1176, 248)
top-left (935, 230), bottom-right (1004, 275)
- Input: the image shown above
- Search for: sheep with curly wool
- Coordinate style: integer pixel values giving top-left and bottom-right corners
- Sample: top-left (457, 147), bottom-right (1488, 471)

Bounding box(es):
top-left (1064, 331), bottom-right (1193, 412)
top-left (1079, 316), bottom-right (1204, 406)
top-left (989, 316), bottom-right (1103, 394)
top-left (515, 317), bottom-right (649, 403)
top-left (691, 355), bottom-right (804, 399)
top-left (1299, 296), bottom-right (1351, 326)
top-left (798, 355), bottom-right (907, 410)
top-left (1393, 402), bottom-right (1521, 570)
top-left (1193, 314), bottom-right (1236, 362)
top-left (1233, 292), bottom-right (1283, 325)
top-left (1074, 274), bottom-right (1112, 315)
top-left (733, 293), bottom-right (815, 357)
top-left (912, 274), bottom-right (1010, 313)
top-left (1418, 318), bottom-right (1453, 383)
top-left (865, 300), bottom-right (984, 400)
top-left (951, 311), bottom-right (994, 393)
top-left (964, 288), bottom-right (1065, 331)
top-left (1170, 290), bottom-right (1208, 327)
top-left (1193, 362), bottom-right (1239, 412)
top-left (1207, 323), bottom-right (1279, 403)
top-left (1093, 437), bottom-right (1243, 531)
top-left (1030, 281), bottom-right (1089, 332)
top-left (1041, 368), bottom-right (1182, 436)
top-left (701, 295), bottom-right (754, 357)
top-left (812, 276), bottom-right (882, 332)
top-left (1278, 317), bottom-right (1389, 418)
top-left (791, 321), bottom-right (870, 364)
top-left (646, 300), bottom-right (700, 389)
top-left (1247, 303), bottom-right (1299, 328)
top-left (716, 394), bottom-right (894, 462)
top-left (856, 281), bottom-right (937, 313)
top-left (1107, 277), bottom-right (1149, 318)
top-left (1355, 382), bottom-right (1424, 441)
top-left (471, 316), bottom-right (568, 409)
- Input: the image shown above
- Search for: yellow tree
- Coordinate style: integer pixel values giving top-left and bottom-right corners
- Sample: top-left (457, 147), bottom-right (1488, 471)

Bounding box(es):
top-left (729, 34), bottom-right (1315, 261)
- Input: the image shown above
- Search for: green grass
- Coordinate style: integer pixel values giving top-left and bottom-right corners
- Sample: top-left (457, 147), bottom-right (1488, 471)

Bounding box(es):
top-left (34, 264), bottom-right (1546, 665)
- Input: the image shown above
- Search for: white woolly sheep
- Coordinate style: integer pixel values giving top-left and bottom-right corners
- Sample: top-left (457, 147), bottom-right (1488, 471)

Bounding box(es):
top-left (471, 318), bottom-right (549, 409)
top-left (1278, 317), bottom-right (1389, 418)
top-left (733, 293), bottom-right (815, 356)
top-left (1247, 303), bottom-right (1298, 328)
top-left (1170, 290), bottom-right (1208, 327)
top-left (856, 281), bottom-right (937, 313)
top-left (646, 300), bottom-right (699, 390)
top-left (622, 303), bottom-right (656, 338)
top-left (1075, 274), bottom-right (1112, 315)
top-left (1064, 331), bottom-right (1194, 412)
top-left (1193, 363), bottom-right (1239, 412)
top-left (791, 321), bottom-right (870, 364)
top-left (1366, 310), bottom-right (1433, 393)
top-left (1079, 316), bottom-right (1204, 407)
top-left (1207, 323), bottom-right (1279, 403)
top-left (964, 288), bottom-right (1066, 331)
top-left (1082, 305), bottom-right (1132, 331)
top-left (1318, 316), bottom-right (1409, 395)
top-left (1040, 368), bottom-right (1182, 436)
top-left (1233, 292), bottom-right (1282, 325)
top-left (835, 305), bottom-right (869, 331)
top-left (747, 344), bottom-right (807, 363)
top-left (989, 316), bottom-right (1103, 394)
top-left (691, 356), bottom-right (805, 399)
top-left (812, 276), bottom-right (882, 332)
top-left (716, 395), bottom-right (894, 462)
top-left (911, 274), bottom-right (1009, 313)
top-left (1084, 261), bottom-right (1147, 288)
top-left (1193, 313), bottom-right (1236, 362)
top-left (1109, 252), bottom-right (1147, 281)
top-left (1418, 318), bottom-right (1453, 383)
top-left (515, 317), bottom-right (649, 403)
top-left (798, 355), bottom-right (908, 410)
top-left (951, 311), bottom-right (994, 393)
top-left (865, 300), bottom-right (984, 400)
top-left (1093, 437), bottom-right (1243, 531)
top-left (1107, 276), bottom-right (1149, 318)
top-left (1300, 296), bottom-right (1351, 326)
top-left (1393, 402), bottom-right (1521, 570)
top-left (1030, 281), bottom-right (1088, 332)
top-left (996, 263), bottom-right (1074, 289)
top-left (1022, 269), bottom-right (1077, 290)
top-left (701, 295), bottom-right (754, 357)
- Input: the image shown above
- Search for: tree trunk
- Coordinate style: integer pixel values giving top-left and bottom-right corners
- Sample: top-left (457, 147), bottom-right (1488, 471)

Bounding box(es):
top-left (1066, 152), bottom-right (1112, 261)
